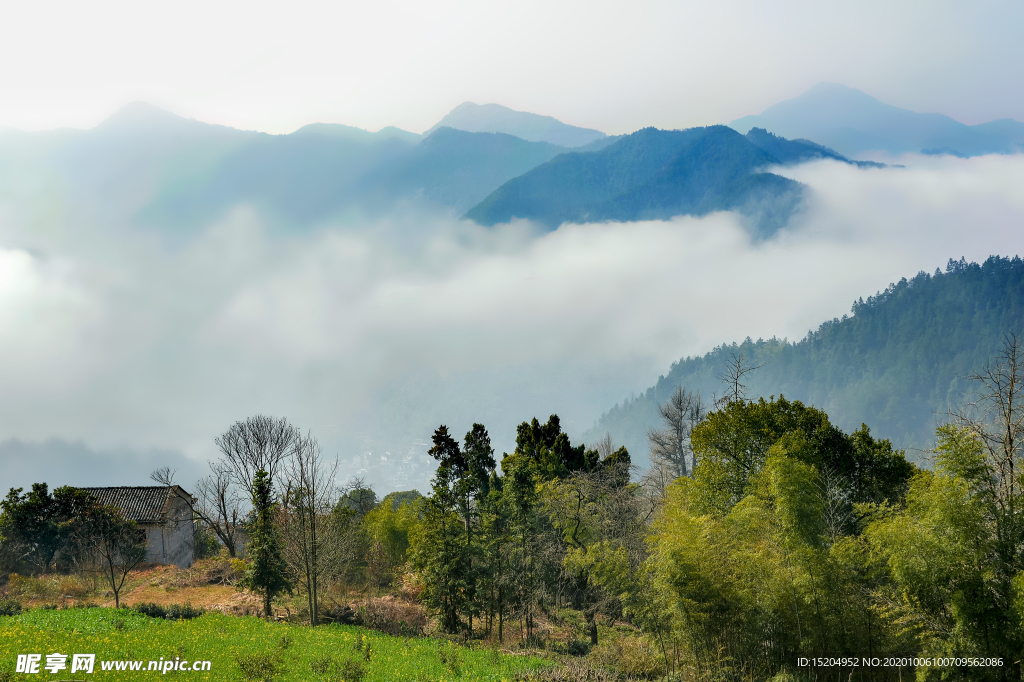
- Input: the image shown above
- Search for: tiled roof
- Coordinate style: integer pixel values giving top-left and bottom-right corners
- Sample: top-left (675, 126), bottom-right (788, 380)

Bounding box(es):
top-left (80, 486), bottom-right (191, 524)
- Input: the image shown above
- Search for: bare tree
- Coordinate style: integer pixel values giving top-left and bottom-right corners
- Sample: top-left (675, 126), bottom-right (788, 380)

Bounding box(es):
top-left (817, 466), bottom-right (853, 545)
top-left (951, 332), bottom-right (1024, 504)
top-left (647, 386), bottom-right (706, 479)
top-left (192, 462), bottom-right (246, 557)
top-left (279, 433), bottom-right (351, 626)
top-left (717, 352), bottom-right (762, 406)
top-left (595, 433), bottom-right (616, 460)
top-left (215, 415), bottom-right (298, 496)
top-left (149, 467), bottom-right (176, 487)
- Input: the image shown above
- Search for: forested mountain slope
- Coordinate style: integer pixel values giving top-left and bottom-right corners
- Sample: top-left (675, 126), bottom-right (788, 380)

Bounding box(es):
top-left (584, 256), bottom-right (1024, 466)
top-left (465, 125), bottom-right (870, 236)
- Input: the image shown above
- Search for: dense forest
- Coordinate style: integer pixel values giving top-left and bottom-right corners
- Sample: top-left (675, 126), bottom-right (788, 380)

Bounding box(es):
top-left (587, 256), bottom-right (1024, 467)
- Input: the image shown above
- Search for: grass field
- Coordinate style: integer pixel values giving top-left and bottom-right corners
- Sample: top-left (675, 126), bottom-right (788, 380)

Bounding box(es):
top-left (0, 608), bottom-right (549, 681)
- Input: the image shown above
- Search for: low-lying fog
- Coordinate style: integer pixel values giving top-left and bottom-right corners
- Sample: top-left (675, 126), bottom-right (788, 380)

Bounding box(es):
top-left (2, 153), bottom-right (1024, 493)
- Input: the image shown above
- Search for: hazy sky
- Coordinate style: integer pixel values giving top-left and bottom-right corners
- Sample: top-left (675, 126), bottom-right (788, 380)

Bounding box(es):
top-left (1, 0), bottom-right (1022, 135)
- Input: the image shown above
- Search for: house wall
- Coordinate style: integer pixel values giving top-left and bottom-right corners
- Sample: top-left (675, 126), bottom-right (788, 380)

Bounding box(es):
top-left (142, 496), bottom-right (194, 568)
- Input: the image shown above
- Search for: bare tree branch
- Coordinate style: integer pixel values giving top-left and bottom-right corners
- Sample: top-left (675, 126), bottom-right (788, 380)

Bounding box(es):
top-left (280, 432), bottom-right (354, 626)
top-left (149, 467), bottom-right (176, 487)
top-left (214, 415), bottom-right (298, 496)
top-left (192, 461), bottom-right (246, 557)
top-left (647, 386), bottom-right (706, 480)
top-left (950, 332), bottom-right (1024, 506)
top-left (716, 352), bottom-right (762, 406)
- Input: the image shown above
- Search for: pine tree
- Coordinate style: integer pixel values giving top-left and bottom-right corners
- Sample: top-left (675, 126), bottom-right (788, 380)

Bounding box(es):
top-left (411, 426), bottom-right (470, 633)
top-left (240, 469), bottom-right (292, 619)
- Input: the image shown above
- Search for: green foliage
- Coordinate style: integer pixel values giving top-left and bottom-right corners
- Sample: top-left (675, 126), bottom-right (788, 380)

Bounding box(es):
top-left (337, 485), bottom-right (379, 518)
top-left (508, 415), bottom-right (605, 481)
top-left (690, 395), bottom-right (914, 514)
top-left (362, 494), bottom-right (422, 580)
top-left (410, 429), bottom-right (471, 633)
top-left (193, 523), bottom-right (222, 560)
top-left (0, 483), bottom-right (103, 573)
top-left (864, 424), bottom-right (1024, 680)
top-left (240, 469), bottom-right (292, 618)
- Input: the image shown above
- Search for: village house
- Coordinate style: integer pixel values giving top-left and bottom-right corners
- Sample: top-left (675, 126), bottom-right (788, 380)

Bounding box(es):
top-left (82, 485), bottom-right (196, 568)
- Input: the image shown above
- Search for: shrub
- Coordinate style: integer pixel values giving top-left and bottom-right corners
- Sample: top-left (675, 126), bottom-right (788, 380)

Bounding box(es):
top-left (514, 659), bottom-right (618, 682)
top-left (134, 602), bottom-right (205, 620)
top-left (0, 596), bottom-right (21, 616)
top-left (166, 602), bottom-right (205, 620)
top-left (320, 603), bottom-right (361, 625)
top-left (309, 653), bottom-right (367, 682)
top-left (56, 575), bottom-right (88, 599)
top-left (338, 657), bottom-right (367, 682)
top-left (437, 640), bottom-right (463, 676)
top-left (7, 574), bottom-right (53, 600)
top-left (310, 654), bottom-right (335, 676)
top-left (352, 632), bottom-right (373, 661)
top-left (133, 602), bottom-right (167, 618)
top-left (237, 652), bottom-right (284, 682)
top-left (357, 596), bottom-right (426, 636)
top-left (551, 639), bottom-right (591, 656)
top-left (193, 525), bottom-right (221, 560)
top-left (592, 637), bottom-right (661, 679)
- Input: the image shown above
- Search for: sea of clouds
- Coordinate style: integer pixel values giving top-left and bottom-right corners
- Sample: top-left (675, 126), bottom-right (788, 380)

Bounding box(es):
top-left (2, 153), bottom-right (1024, 492)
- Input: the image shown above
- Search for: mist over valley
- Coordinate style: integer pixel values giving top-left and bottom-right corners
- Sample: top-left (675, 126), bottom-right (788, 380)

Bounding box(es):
top-left (2, 88), bottom-right (1024, 494)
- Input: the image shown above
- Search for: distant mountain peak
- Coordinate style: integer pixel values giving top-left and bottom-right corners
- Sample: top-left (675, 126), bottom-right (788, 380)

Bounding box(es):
top-left (95, 102), bottom-right (239, 137)
top-left (425, 102), bottom-right (606, 148)
top-left (730, 83), bottom-right (1024, 157)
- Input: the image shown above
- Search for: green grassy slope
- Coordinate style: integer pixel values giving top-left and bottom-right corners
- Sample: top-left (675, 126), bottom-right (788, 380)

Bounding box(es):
top-left (0, 608), bottom-right (546, 681)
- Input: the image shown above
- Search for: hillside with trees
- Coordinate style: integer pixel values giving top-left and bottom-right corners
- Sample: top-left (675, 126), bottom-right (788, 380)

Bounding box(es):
top-left (586, 256), bottom-right (1024, 467)
top-left (4, 364), bottom-right (1024, 680)
top-left (464, 125), bottom-right (874, 237)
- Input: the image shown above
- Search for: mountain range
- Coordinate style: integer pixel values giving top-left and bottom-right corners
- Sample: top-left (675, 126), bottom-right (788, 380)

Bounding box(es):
top-left (0, 102), bottom-right (834, 236)
top-left (730, 82), bottom-right (1024, 158)
top-left (583, 256), bottom-right (1024, 467)
top-left (3, 84), bottom-right (1019, 237)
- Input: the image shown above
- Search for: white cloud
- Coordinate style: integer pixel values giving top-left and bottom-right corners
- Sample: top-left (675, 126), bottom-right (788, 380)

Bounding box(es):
top-left (2, 154), bottom-right (1024, 491)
